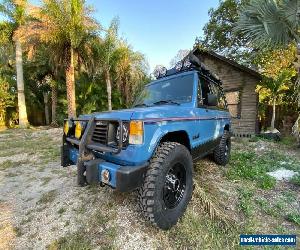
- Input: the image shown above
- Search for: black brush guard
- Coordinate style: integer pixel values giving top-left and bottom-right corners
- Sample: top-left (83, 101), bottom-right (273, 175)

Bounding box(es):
top-left (61, 116), bottom-right (124, 186)
top-left (64, 116), bottom-right (124, 154)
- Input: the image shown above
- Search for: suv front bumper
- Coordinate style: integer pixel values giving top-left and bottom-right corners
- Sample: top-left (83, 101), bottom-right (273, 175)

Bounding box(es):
top-left (61, 145), bottom-right (148, 192)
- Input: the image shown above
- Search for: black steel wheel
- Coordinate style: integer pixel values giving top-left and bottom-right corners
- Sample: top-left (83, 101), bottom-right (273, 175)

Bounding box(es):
top-left (163, 163), bottom-right (186, 209)
top-left (138, 142), bottom-right (193, 230)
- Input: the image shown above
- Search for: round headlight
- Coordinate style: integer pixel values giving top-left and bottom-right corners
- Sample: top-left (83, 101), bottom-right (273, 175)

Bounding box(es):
top-left (116, 124), bottom-right (129, 143)
top-left (64, 120), bottom-right (74, 136)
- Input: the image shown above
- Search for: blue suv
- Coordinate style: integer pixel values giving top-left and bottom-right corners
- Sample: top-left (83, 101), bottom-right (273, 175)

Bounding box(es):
top-left (61, 54), bottom-right (231, 229)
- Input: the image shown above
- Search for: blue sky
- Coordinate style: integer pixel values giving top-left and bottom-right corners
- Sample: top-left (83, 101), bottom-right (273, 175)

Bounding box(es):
top-left (2, 0), bottom-right (220, 71)
top-left (87, 0), bottom-right (219, 71)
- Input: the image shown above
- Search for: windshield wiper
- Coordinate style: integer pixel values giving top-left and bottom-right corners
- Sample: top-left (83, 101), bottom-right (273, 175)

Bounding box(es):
top-left (133, 103), bottom-right (150, 107)
top-left (152, 100), bottom-right (180, 106)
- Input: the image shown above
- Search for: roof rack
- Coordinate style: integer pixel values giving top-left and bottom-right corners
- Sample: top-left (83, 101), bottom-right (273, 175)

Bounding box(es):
top-left (154, 51), bottom-right (222, 85)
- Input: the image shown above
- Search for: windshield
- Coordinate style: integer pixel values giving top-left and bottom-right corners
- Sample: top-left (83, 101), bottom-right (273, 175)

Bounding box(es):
top-left (134, 73), bottom-right (194, 107)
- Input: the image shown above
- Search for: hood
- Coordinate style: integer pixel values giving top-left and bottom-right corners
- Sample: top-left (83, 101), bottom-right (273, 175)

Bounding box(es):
top-left (79, 104), bottom-right (196, 121)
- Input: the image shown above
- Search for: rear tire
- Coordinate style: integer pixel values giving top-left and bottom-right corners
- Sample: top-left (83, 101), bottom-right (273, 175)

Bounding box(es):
top-left (213, 130), bottom-right (231, 166)
top-left (137, 142), bottom-right (193, 230)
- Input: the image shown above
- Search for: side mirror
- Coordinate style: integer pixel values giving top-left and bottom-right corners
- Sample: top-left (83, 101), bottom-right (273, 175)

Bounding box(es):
top-left (207, 94), bottom-right (218, 106)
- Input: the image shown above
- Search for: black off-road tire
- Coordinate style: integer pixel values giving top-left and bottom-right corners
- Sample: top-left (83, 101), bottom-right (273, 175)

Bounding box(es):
top-left (213, 130), bottom-right (231, 166)
top-left (137, 142), bottom-right (193, 230)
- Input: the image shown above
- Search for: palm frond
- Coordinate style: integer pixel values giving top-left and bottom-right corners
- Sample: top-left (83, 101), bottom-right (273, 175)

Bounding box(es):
top-left (235, 0), bottom-right (298, 48)
top-left (193, 182), bottom-right (237, 231)
top-left (280, 0), bottom-right (299, 32)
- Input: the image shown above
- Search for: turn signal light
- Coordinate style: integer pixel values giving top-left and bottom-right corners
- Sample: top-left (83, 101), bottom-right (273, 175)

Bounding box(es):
top-left (129, 120), bottom-right (143, 144)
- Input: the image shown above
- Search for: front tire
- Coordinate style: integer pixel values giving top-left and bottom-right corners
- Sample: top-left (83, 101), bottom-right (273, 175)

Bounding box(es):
top-left (138, 142), bottom-right (193, 230)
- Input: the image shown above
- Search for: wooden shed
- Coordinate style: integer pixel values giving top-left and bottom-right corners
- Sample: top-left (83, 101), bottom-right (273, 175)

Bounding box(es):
top-left (194, 48), bottom-right (262, 137)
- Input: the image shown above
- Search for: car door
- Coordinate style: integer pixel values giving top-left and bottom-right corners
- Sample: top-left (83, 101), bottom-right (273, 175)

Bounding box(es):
top-left (193, 75), bottom-right (217, 147)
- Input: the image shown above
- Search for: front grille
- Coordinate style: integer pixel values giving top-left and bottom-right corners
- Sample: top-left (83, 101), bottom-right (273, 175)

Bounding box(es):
top-left (92, 121), bottom-right (108, 144)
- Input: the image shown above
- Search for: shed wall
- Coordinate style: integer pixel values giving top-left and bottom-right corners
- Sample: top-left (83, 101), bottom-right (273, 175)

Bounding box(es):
top-left (200, 55), bottom-right (259, 136)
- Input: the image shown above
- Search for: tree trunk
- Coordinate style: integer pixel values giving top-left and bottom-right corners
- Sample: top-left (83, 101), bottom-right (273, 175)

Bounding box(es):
top-left (271, 98), bottom-right (276, 130)
top-left (43, 92), bottom-right (50, 125)
top-left (50, 83), bottom-right (59, 127)
top-left (105, 69), bottom-right (112, 111)
top-left (125, 78), bottom-right (129, 105)
top-left (65, 47), bottom-right (76, 118)
top-left (15, 39), bottom-right (29, 128)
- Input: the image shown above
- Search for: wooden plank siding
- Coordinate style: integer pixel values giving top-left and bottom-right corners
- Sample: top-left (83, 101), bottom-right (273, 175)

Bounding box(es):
top-left (199, 53), bottom-right (260, 137)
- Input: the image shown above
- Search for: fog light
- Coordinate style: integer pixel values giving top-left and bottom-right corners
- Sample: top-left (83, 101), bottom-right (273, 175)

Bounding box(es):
top-left (75, 122), bottom-right (82, 139)
top-left (64, 120), bottom-right (73, 136)
top-left (101, 169), bottom-right (110, 183)
top-left (64, 121), bottom-right (69, 135)
top-left (75, 121), bottom-right (86, 139)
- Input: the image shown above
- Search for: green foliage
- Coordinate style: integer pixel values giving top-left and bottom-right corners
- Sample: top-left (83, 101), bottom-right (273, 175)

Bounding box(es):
top-left (237, 187), bottom-right (254, 217)
top-left (0, 0), bottom-right (28, 29)
top-left (0, 77), bottom-right (15, 125)
top-left (257, 47), bottom-right (296, 103)
top-left (235, 0), bottom-right (299, 48)
top-left (235, 0), bottom-right (300, 106)
top-left (260, 69), bottom-right (295, 101)
top-left (227, 150), bottom-right (286, 189)
top-left (36, 0), bottom-right (99, 52)
top-left (201, 0), bottom-right (299, 119)
top-left (256, 175), bottom-right (276, 189)
top-left (0, 0), bottom-right (149, 125)
top-left (228, 143), bottom-right (300, 182)
top-left (90, 18), bottom-right (148, 108)
top-left (286, 213), bottom-right (300, 226)
top-left (201, 0), bottom-right (252, 63)
top-left (76, 72), bottom-right (125, 114)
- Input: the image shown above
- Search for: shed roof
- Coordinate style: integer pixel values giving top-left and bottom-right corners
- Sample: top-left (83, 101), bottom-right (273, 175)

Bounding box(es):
top-left (193, 47), bottom-right (262, 80)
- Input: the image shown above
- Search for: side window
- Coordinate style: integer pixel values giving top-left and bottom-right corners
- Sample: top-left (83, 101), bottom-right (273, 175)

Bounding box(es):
top-left (225, 90), bottom-right (241, 118)
top-left (198, 76), bottom-right (227, 109)
top-left (198, 77), bottom-right (210, 106)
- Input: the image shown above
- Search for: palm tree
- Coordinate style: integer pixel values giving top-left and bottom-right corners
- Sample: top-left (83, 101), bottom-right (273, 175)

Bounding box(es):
top-left (50, 81), bottom-right (58, 126)
top-left (21, 0), bottom-right (99, 118)
top-left (113, 43), bottom-right (148, 105)
top-left (0, 0), bottom-right (29, 127)
top-left (235, 0), bottom-right (300, 134)
top-left (91, 19), bottom-right (119, 111)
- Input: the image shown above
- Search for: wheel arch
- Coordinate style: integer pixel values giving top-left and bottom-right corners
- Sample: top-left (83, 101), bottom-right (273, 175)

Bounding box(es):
top-left (158, 130), bottom-right (191, 151)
